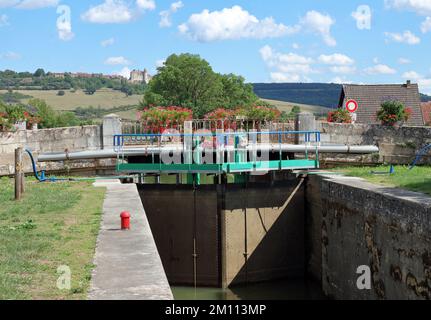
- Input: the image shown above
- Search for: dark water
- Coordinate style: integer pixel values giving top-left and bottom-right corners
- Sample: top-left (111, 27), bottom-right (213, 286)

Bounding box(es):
top-left (172, 279), bottom-right (326, 300)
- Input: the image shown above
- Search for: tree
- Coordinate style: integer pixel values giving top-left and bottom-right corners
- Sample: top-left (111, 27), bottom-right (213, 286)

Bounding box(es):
top-left (34, 68), bottom-right (46, 77)
top-left (57, 90), bottom-right (65, 96)
top-left (141, 53), bottom-right (259, 118)
top-left (84, 83), bottom-right (97, 95)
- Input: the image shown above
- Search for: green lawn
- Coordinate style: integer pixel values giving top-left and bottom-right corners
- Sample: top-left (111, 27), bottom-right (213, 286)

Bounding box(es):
top-left (335, 165), bottom-right (431, 195)
top-left (0, 178), bottom-right (105, 300)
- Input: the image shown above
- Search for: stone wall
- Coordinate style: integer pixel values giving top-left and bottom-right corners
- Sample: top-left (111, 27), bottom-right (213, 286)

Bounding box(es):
top-left (0, 125), bottom-right (114, 176)
top-left (318, 122), bottom-right (431, 165)
top-left (306, 174), bottom-right (431, 300)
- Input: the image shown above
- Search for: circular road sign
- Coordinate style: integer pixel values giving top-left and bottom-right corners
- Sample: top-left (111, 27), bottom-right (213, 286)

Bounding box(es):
top-left (346, 99), bottom-right (359, 113)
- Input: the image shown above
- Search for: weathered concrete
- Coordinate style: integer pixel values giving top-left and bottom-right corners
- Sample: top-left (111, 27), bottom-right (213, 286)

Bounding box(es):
top-left (306, 174), bottom-right (431, 300)
top-left (89, 181), bottom-right (173, 300)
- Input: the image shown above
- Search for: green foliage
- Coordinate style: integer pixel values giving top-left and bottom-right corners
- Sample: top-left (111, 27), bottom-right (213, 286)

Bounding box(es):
top-left (57, 90), bottom-right (65, 96)
top-left (84, 83), bottom-right (97, 95)
top-left (0, 91), bottom-right (33, 104)
top-left (27, 98), bottom-right (83, 128)
top-left (33, 68), bottom-right (45, 78)
top-left (377, 101), bottom-right (412, 126)
top-left (0, 70), bottom-right (147, 95)
top-left (141, 53), bottom-right (259, 118)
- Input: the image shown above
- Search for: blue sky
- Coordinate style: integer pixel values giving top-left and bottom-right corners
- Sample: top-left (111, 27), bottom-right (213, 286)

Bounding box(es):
top-left (1, 0), bottom-right (431, 93)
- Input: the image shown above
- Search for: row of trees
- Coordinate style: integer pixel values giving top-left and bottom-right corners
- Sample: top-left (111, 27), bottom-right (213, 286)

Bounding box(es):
top-left (0, 70), bottom-right (146, 95)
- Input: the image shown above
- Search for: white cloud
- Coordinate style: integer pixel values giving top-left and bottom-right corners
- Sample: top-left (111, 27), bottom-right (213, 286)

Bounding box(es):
top-left (0, 14), bottom-right (9, 27)
top-left (0, 0), bottom-right (19, 8)
top-left (330, 66), bottom-right (357, 74)
top-left (178, 6), bottom-right (299, 42)
top-left (364, 64), bottom-right (397, 75)
top-left (398, 57), bottom-right (411, 64)
top-left (318, 53), bottom-right (354, 66)
top-left (105, 56), bottom-right (131, 65)
top-left (81, 0), bottom-right (133, 24)
top-left (299, 10), bottom-right (336, 46)
top-left (421, 17), bottom-right (431, 33)
top-left (156, 59), bottom-right (165, 68)
top-left (56, 5), bottom-right (74, 41)
top-left (385, 0), bottom-right (431, 15)
top-left (160, 1), bottom-right (183, 28)
top-left (136, 0), bottom-right (155, 11)
top-left (402, 71), bottom-right (422, 80)
top-left (292, 43), bottom-right (300, 50)
top-left (15, 0), bottom-right (58, 9)
top-left (373, 57), bottom-right (380, 64)
top-left (101, 37), bottom-right (115, 47)
top-left (418, 78), bottom-right (431, 95)
top-left (260, 45), bottom-right (315, 83)
top-left (115, 67), bottom-right (131, 79)
top-left (384, 30), bottom-right (420, 45)
top-left (351, 5), bottom-right (372, 30)
top-left (0, 51), bottom-right (21, 60)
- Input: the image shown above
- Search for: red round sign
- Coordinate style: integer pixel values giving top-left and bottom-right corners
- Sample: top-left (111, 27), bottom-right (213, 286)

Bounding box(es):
top-left (346, 99), bottom-right (358, 113)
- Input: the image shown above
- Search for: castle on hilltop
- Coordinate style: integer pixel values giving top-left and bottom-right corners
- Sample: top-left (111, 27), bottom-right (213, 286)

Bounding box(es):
top-left (129, 69), bottom-right (152, 84)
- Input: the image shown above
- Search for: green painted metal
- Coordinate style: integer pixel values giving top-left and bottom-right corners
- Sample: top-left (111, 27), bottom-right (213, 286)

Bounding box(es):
top-left (117, 159), bottom-right (318, 174)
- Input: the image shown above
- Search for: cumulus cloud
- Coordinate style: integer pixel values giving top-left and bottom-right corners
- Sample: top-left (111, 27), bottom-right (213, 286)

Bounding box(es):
top-left (318, 53), bottom-right (355, 66)
top-left (160, 1), bottom-right (183, 28)
top-left (0, 0), bottom-right (58, 9)
top-left (398, 57), bottom-right (411, 64)
top-left (385, 0), bottom-right (431, 15)
top-left (15, 0), bottom-right (58, 9)
top-left (136, 0), bottom-right (155, 11)
top-left (105, 56), bottom-right (131, 65)
top-left (115, 67), bottom-right (131, 79)
top-left (421, 17), bottom-right (431, 33)
top-left (364, 64), bottom-right (397, 75)
top-left (260, 45), bottom-right (315, 83)
top-left (81, 0), bottom-right (134, 24)
top-left (299, 10), bottom-right (336, 46)
top-left (179, 7), bottom-right (336, 46)
top-left (384, 30), bottom-right (420, 45)
top-left (402, 71), bottom-right (422, 80)
top-left (101, 37), bottom-right (115, 47)
top-left (0, 14), bottom-right (9, 27)
top-left (178, 6), bottom-right (300, 42)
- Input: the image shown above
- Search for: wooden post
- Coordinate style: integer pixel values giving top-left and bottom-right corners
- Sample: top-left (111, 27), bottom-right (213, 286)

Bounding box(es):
top-left (15, 147), bottom-right (23, 200)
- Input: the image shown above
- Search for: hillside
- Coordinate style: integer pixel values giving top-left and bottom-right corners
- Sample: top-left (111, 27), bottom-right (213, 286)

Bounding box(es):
top-left (254, 83), bottom-right (431, 107)
top-left (253, 83), bottom-right (342, 109)
top-left (262, 99), bottom-right (332, 115)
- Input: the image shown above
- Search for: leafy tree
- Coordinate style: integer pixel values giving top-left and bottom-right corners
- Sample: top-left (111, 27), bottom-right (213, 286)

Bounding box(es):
top-left (84, 83), bottom-right (97, 95)
top-left (34, 68), bottom-right (46, 77)
top-left (57, 90), bottom-right (65, 96)
top-left (141, 53), bottom-right (259, 118)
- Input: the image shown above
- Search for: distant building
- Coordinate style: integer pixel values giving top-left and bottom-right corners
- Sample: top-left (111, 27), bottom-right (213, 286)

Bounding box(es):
top-left (421, 102), bottom-right (431, 125)
top-left (338, 81), bottom-right (425, 126)
top-left (129, 69), bottom-right (152, 84)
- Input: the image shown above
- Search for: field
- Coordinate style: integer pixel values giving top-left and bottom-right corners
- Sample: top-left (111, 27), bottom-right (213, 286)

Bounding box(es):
top-left (0, 89), bottom-right (142, 111)
top-left (335, 165), bottom-right (431, 195)
top-left (262, 98), bottom-right (333, 115)
top-left (0, 178), bottom-right (105, 299)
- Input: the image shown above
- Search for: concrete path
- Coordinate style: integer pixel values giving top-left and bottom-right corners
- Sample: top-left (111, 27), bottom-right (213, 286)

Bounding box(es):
top-left (89, 180), bottom-right (173, 300)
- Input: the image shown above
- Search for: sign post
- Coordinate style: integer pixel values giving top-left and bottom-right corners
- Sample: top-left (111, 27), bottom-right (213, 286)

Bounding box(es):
top-left (346, 99), bottom-right (359, 123)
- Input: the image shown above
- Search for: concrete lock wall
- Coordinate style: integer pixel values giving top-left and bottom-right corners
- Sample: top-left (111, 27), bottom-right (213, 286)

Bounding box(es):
top-left (306, 174), bottom-right (431, 300)
top-left (138, 180), bottom-right (306, 288)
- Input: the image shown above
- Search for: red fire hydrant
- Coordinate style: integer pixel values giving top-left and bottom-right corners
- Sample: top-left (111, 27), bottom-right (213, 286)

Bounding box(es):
top-left (120, 211), bottom-right (131, 230)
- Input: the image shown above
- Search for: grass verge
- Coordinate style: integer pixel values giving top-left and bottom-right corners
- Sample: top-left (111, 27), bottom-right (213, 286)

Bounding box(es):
top-left (335, 165), bottom-right (431, 195)
top-left (0, 178), bottom-right (105, 300)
